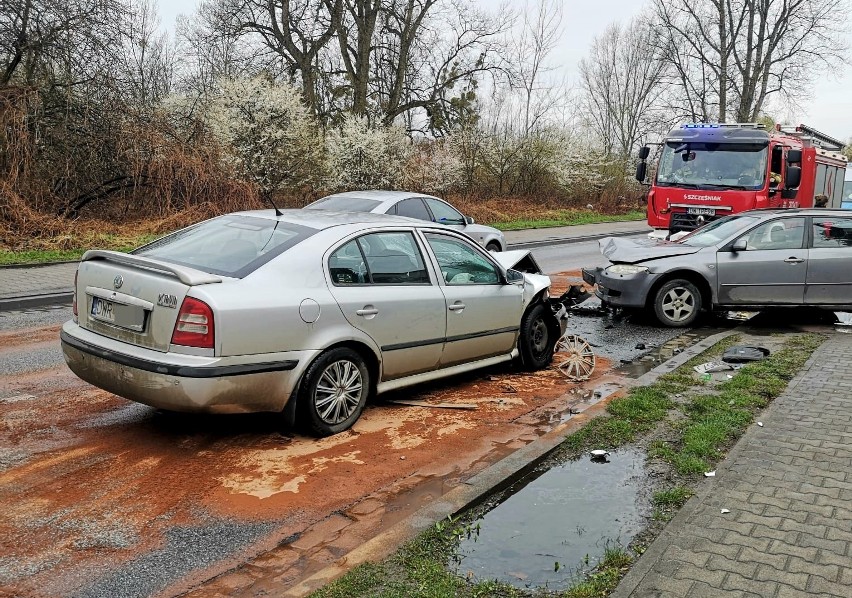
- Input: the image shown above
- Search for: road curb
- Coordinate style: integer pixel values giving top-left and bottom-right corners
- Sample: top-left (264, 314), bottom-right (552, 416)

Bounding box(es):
top-left (282, 329), bottom-right (738, 597)
top-left (0, 292), bottom-right (74, 312)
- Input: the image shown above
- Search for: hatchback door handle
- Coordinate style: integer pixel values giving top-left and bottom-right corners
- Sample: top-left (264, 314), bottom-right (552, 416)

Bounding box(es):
top-left (448, 302), bottom-right (466, 311)
top-left (784, 257), bottom-right (804, 264)
top-left (356, 307), bottom-right (379, 316)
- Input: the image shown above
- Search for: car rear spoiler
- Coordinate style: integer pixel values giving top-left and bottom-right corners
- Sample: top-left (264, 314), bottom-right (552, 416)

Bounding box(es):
top-left (81, 250), bottom-right (223, 286)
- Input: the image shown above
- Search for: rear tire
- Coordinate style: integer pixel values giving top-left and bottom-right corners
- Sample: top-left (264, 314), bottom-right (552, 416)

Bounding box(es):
top-left (519, 303), bottom-right (555, 370)
top-left (486, 241), bottom-right (501, 252)
top-left (299, 347), bottom-right (370, 437)
top-left (652, 279), bottom-right (701, 327)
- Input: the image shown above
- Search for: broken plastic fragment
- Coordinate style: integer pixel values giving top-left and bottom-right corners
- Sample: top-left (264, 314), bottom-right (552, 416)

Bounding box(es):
top-left (704, 471), bottom-right (716, 477)
top-left (590, 450), bottom-right (610, 460)
top-left (720, 508), bottom-right (730, 514)
top-left (757, 422), bottom-right (764, 427)
top-left (693, 361), bottom-right (733, 374)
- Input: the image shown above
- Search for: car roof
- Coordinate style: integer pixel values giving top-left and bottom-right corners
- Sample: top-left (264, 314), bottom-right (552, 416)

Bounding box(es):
top-left (743, 208), bottom-right (851, 217)
top-left (230, 208), bottom-right (429, 229)
top-left (320, 190), bottom-right (440, 202)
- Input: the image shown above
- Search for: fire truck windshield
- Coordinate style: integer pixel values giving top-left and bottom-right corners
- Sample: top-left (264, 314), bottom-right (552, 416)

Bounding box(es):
top-left (656, 142), bottom-right (769, 190)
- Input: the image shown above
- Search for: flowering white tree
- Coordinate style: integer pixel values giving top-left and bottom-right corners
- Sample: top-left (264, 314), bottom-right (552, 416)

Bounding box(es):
top-left (325, 115), bottom-right (410, 190)
top-left (206, 76), bottom-right (324, 193)
top-left (402, 139), bottom-right (463, 196)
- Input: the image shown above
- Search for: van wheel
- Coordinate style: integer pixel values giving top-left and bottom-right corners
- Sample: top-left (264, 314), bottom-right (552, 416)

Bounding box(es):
top-left (653, 279), bottom-right (701, 327)
top-left (299, 347), bottom-right (370, 436)
top-left (519, 303), bottom-right (554, 370)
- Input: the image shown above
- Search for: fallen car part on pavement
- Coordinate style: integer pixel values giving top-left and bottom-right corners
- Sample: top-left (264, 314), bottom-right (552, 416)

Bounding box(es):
top-left (836, 312), bottom-right (852, 333)
top-left (553, 334), bottom-right (596, 381)
top-left (693, 361), bottom-right (734, 374)
top-left (721, 346), bottom-right (770, 363)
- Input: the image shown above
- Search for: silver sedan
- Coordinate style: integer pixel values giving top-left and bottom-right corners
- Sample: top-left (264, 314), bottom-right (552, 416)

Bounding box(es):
top-left (304, 190), bottom-right (507, 252)
top-left (585, 209), bottom-right (852, 327)
top-left (61, 210), bottom-right (566, 436)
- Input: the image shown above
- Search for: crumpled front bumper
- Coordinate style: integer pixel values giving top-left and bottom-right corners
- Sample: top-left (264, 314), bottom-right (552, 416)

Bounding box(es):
top-left (581, 266), bottom-right (657, 309)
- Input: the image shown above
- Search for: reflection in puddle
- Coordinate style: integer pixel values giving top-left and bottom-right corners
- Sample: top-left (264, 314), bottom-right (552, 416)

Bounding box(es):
top-left (451, 448), bottom-right (647, 589)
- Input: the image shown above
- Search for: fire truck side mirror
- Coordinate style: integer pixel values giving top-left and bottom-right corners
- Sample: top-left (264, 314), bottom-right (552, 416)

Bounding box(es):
top-left (786, 149), bottom-right (802, 163)
top-left (638, 146), bottom-right (650, 160)
top-left (785, 165), bottom-right (802, 189)
top-left (635, 161), bottom-right (647, 183)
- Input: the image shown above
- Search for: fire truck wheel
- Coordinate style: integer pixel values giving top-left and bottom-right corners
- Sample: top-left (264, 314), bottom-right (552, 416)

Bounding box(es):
top-left (653, 279), bottom-right (701, 327)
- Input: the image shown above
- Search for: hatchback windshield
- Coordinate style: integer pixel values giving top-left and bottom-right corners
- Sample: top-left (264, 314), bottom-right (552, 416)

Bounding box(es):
top-left (134, 215), bottom-right (318, 277)
top-left (657, 143), bottom-right (769, 190)
top-left (678, 214), bottom-right (761, 247)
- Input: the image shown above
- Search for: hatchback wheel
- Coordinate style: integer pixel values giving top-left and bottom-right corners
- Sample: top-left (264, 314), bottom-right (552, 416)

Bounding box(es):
top-left (300, 347), bottom-right (370, 436)
top-left (519, 303), bottom-right (555, 370)
top-left (653, 279), bottom-right (701, 327)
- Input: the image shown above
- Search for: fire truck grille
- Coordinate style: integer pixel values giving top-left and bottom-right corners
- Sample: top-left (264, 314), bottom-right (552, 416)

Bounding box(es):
top-left (671, 212), bottom-right (722, 232)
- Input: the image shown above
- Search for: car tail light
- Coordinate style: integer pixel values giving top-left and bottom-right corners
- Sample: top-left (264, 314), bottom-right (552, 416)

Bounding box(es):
top-left (72, 269), bottom-right (79, 320)
top-left (171, 297), bottom-right (215, 349)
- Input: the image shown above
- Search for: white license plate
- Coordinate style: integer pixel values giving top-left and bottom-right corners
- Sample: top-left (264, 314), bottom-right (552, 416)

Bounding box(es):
top-left (90, 296), bottom-right (115, 323)
top-left (687, 207), bottom-right (715, 216)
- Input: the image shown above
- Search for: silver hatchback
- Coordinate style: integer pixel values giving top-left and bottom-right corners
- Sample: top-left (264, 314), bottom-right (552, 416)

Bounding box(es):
top-left (586, 209), bottom-right (852, 327)
top-left (61, 210), bottom-right (566, 435)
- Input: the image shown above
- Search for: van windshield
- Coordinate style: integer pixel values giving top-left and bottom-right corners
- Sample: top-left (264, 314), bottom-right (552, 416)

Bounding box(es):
top-left (134, 215), bottom-right (318, 277)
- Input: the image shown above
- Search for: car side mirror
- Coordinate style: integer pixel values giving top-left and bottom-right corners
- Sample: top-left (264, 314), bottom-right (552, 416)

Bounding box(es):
top-left (638, 145), bottom-right (650, 160)
top-left (465, 216), bottom-right (475, 225)
top-left (635, 161), bottom-right (647, 183)
top-left (731, 238), bottom-right (748, 252)
top-left (505, 268), bottom-right (524, 285)
top-left (786, 149), bottom-right (802, 163)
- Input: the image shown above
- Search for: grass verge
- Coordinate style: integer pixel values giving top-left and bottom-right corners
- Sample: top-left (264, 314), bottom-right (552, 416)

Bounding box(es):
top-left (491, 210), bottom-right (645, 231)
top-left (0, 233), bottom-right (160, 265)
top-left (310, 332), bottom-right (823, 598)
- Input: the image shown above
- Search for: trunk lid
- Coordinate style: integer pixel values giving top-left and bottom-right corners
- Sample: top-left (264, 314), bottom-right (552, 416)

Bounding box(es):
top-left (77, 251), bottom-right (222, 352)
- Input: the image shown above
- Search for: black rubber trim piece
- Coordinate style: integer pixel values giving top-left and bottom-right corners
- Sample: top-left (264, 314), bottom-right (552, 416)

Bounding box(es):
top-left (60, 330), bottom-right (298, 378)
top-left (381, 326), bottom-right (518, 352)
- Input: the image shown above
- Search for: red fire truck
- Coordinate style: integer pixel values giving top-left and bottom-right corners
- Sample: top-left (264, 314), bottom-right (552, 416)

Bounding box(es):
top-left (636, 123), bottom-right (849, 239)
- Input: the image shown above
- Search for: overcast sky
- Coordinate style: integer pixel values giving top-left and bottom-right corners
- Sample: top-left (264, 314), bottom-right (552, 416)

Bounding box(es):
top-left (159, 0), bottom-right (852, 141)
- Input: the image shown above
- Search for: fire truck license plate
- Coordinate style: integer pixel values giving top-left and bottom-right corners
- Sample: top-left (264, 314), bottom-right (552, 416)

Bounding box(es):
top-left (687, 207), bottom-right (715, 216)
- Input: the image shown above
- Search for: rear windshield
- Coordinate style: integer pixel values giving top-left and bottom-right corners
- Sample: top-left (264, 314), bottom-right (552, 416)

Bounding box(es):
top-left (306, 196), bottom-right (382, 212)
top-left (133, 215), bottom-right (318, 278)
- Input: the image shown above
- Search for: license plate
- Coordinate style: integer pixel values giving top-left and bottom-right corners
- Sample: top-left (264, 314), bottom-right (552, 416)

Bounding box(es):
top-left (687, 207), bottom-right (715, 216)
top-left (90, 296), bottom-right (115, 323)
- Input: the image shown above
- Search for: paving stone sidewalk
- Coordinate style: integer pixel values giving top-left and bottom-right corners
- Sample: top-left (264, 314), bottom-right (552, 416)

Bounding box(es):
top-left (0, 262), bottom-right (78, 300)
top-left (613, 332), bottom-right (852, 597)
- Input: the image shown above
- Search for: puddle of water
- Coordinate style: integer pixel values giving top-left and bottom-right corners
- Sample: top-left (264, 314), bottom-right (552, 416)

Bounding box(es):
top-left (614, 328), bottom-right (724, 378)
top-left (451, 448), bottom-right (647, 590)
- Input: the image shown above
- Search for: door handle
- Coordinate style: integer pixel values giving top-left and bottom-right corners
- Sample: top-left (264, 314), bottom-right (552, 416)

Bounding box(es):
top-left (448, 302), bottom-right (466, 311)
top-left (356, 307), bottom-right (379, 316)
top-left (784, 257), bottom-right (804, 264)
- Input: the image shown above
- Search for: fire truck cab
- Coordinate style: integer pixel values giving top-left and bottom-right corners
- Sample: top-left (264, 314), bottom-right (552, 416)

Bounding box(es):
top-left (637, 123), bottom-right (848, 239)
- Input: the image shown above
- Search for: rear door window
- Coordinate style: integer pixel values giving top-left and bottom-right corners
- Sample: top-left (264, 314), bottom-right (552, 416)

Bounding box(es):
top-left (812, 217), bottom-right (852, 248)
top-left (395, 198), bottom-right (432, 221)
top-left (423, 198), bottom-right (465, 225)
top-left (134, 215), bottom-right (317, 278)
top-left (328, 232), bottom-right (431, 285)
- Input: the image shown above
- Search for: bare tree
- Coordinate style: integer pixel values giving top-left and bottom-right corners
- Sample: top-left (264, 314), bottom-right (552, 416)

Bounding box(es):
top-left (117, 0), bottom-right (174, 114)
top-left (579, 15), bottom-right (669, 159)
top-left (653, 0), bottom-right (849, 123)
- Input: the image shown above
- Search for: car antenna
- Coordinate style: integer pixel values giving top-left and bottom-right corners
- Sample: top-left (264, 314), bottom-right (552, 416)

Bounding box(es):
top-left (262, 190), bottom-right (284, 217)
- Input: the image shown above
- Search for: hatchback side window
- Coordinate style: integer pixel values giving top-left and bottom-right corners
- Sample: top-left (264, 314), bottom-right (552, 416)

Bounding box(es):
top-left (812, 217), bottom-right (852, 248)
top-left (328, 240), bottom-right (367, 285)
top-left (738, 218), bottom-right (805, 251)
top-left (395, 198), bottom-right (431, 221)
top-left (424, 234), bottom-right (499, 285)
top-left (423, 198), bottom-right (465, 225)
